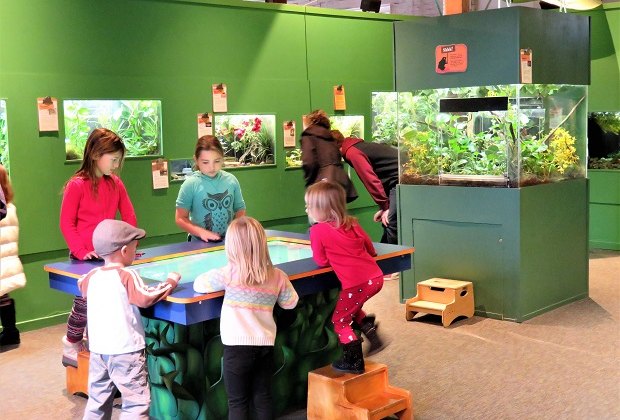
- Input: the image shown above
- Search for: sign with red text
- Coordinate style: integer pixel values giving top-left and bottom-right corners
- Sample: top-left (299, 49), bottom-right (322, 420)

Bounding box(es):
top-left (520, 48), bottom-right (533, 84)
top-left (435, 44), bottom-right (468, 74)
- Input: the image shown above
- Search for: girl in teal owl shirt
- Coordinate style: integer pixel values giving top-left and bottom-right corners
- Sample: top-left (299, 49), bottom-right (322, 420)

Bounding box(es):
top-left (176, 135), bottom-right (246, 242)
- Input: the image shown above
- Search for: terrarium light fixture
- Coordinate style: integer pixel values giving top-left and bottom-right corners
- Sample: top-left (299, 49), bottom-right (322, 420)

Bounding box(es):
top-left (439, 174), bottom-right (510, 187)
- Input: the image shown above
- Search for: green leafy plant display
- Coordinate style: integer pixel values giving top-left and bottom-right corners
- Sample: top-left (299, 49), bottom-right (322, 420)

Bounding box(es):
top-left (594, 112), bottom-right (620, 134)
top-left (285, 148), bottom-right (302, 168)
top-left (0, 100), bottom-right (8, 171)
top-left (64, 100), bottom-right (162, 160)
top-left (383, 84), bottom-right (586, 187)
top-left (329, 115), bottom-right (364, 139)
top-left (214, 115), bottom-right (275, 167)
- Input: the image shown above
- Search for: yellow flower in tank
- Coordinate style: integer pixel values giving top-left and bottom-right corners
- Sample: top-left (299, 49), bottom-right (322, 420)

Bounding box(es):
top-left (550, 128), bottom-right (579, 174)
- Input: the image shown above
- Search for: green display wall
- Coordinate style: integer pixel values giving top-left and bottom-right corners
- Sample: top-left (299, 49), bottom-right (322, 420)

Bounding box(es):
top-left (0, 0), bottom-right (403, 331)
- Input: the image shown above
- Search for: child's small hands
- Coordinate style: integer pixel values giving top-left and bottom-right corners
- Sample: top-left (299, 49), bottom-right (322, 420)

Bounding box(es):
top-left (167, 272), bottom-right (181, 286)
top-left (199, 230), bottom-right (222, 242)
top-left (83, 251), bottom-right (101, 261)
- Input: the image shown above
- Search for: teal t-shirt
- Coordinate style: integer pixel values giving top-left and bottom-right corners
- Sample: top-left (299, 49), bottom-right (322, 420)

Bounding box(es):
top-left (176, 170), bottom-right (246, 238)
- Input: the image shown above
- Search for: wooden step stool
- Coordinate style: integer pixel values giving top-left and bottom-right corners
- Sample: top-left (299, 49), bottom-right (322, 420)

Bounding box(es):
top-left (66, 350), bottom-right (90, 395)
top-left (405, 278), bottom-right (474, 327)
top-left (307, 361), bottom-right (413, 419)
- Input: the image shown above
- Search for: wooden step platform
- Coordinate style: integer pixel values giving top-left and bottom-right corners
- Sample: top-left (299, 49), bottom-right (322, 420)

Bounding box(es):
top-left (405, 278), bottom-right (474, 327)
top-left (308, 361), bottom-right (413, 419)
top-left (66, 350), bottom-right (90, 396)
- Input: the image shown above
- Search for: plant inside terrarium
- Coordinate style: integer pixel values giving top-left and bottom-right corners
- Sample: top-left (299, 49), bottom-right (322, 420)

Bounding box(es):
top-left (285, 148), bottom-right (302, 168)
top-left (64, 100), bottom-right (162, 160)
top-left (214, 115), bottom-right (275, 166)
top-left (329, 116), bottom-right (364, 139)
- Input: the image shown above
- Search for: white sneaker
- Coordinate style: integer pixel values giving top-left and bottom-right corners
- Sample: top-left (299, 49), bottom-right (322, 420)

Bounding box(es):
top-left (62, 335), bottom-right (86, 367)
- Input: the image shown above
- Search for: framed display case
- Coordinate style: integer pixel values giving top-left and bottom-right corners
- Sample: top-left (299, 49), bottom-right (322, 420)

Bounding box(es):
top-left (213, 114), bottom-right (276, 167)
top-left (0, 99), bottom-right (8, 170)
top-left (63, 99), bottom-right (162, 160)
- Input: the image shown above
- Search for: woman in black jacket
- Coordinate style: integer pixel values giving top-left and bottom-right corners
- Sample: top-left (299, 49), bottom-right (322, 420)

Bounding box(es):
top-left (301, 109), bottom-right (357, 203)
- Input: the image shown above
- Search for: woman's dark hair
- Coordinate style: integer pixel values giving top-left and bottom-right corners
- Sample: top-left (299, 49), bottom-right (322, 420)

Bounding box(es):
top-left (305, 109), bottom-right (330, 129)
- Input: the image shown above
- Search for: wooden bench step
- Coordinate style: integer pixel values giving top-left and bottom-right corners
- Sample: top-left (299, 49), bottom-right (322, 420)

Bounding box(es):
top-left (356, 392), bottom-right (410, 418)
top-left (408, 300), bottom-right (446, 312)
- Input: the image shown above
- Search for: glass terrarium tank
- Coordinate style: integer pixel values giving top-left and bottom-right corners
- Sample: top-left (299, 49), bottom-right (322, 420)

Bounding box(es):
top-left (588, 111), bottom-right (620, 170)
top-left (376, 85), bottom-right (587, 187)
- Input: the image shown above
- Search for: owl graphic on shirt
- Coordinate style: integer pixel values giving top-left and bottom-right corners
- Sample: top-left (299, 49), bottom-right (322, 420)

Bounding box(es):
top-left (203, 190), bottom-right (233, 235)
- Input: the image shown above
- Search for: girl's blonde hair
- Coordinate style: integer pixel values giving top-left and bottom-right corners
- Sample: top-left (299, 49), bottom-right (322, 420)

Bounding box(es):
top-left (225, 216), bottom-right (274, 286)
top-left (305, 180), bottom-right (356, 229)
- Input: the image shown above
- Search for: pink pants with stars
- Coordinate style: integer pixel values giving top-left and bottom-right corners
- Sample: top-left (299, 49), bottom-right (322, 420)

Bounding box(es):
top-left (332, 275), bottom-right (384, 344)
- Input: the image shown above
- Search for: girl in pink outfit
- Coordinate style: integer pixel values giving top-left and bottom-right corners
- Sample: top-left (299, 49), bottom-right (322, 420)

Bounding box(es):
top-left (305, 180), bottom-right (387, 374)
top-left (59, 128), bottom-right (137, 366)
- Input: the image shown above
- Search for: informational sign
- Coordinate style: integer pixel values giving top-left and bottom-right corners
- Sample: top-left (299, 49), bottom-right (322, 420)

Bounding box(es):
top-left (520, 48), bottom-right (533, 84)
top-left (151, 158), bottom-right (169, 190)
top-left (283, 121), bottom-right (296, 148)
top-left (333, 85), bottom-right (346, 111)
top-left (197, 112), bottom-right (213, 137)
top-left (212, 84), bottom-right (228, 113)
top-left (37, 96), bottom-right (59, 131)
top-left (435, 44), bottom-right (468, 74)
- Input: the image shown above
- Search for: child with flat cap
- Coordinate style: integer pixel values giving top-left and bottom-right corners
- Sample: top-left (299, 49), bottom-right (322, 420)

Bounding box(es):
top-left (79, 219), bottom-right (181, 420)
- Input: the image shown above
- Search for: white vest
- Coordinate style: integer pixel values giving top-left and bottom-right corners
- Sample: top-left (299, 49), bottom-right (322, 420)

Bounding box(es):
top-left (0, 203), bottom-right (26, 295)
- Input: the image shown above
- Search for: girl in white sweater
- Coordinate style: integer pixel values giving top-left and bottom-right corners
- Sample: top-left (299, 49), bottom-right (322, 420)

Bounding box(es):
top-left (0, 164), bottom-right (26, 349)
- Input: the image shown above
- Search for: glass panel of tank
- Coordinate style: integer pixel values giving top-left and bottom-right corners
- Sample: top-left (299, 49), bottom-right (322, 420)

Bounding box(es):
top-left (588, 111), bottom-right (620, 170)
top-left (372, 85), bottom-right (587, 187)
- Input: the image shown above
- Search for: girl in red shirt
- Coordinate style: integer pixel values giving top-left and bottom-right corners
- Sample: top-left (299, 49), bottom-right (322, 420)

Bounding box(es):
top-left (305, 180), bottom-right (387, 374)
top-left (59, 128), bottom-right (137, 366)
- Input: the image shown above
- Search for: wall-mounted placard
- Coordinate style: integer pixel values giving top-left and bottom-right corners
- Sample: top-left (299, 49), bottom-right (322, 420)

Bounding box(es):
top-left (212, 84), bottom-right (228, 113)
top-left (37, 96), bottom-right (58, 131)
top-left (333, 85), bottom-right (346, 111)
top-left (435, 44), bottom-right (468, 74)
top-left (197, 112), bottom-right (213, 137)
top-left (283, 120), bottom-right (296, 147)
top-left (151, 158), bottom-right (169, 189)
top-left (520, 48), bottom-right (532, 84)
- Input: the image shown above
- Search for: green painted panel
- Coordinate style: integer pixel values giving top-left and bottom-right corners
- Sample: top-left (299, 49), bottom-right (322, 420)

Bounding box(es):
top-left (589, 204), bottom-right (620, 250)
top-left (410, 219), bottom-right (505, 317)
top-left (518, 180), bottom-right (589, 320)
top-left (305, 16), bottom-right (395, 83)
top-left (589, 170), bottom-right (620, 204)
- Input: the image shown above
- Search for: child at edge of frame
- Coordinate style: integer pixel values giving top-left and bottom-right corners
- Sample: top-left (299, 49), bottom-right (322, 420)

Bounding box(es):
top-left (79, 219), bottom-right (180, 420)
top-left (304, 179), bottom-right (388, 374)
top-left (193, 216), bottom-right (299, 420)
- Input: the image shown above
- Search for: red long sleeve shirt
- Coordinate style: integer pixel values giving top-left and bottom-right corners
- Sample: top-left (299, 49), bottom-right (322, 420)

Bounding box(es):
top-left (309, 221), bottom-right (383, 289)
top-left (60, 175), bottom-right (137, 260)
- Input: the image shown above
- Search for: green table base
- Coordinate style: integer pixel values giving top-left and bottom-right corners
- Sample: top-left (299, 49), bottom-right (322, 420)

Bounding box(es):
top-left (144, 289), bottom-right (340, 419)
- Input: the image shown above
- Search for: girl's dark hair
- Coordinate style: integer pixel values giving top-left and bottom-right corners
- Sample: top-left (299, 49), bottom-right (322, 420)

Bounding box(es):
top-left (305, 109), bottom-right (330, 129)
top-left (194, 135), bottom-right (224, 159)
top-left (71, 128), bottom-right (126, 194)
top-left (0, 164), bottom-right (14, 203)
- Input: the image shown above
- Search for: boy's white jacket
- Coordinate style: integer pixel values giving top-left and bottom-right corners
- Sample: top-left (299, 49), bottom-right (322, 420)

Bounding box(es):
top-left (0, 203), bottom-right (26, 295)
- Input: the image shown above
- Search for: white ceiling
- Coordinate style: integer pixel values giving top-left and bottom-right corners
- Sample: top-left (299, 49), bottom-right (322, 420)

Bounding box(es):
top-left (248, 0), bottom-right (617, 17)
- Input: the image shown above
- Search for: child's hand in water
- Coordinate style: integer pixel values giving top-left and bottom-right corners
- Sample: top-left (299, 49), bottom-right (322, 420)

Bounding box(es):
top-left (199, 230), bottom-right (222, 242)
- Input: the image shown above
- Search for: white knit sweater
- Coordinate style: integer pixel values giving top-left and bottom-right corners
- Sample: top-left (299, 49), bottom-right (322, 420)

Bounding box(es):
top-left (0, 203), bottom-right (26, 295)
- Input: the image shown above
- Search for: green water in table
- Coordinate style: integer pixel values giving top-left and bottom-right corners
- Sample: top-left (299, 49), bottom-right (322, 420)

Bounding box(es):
top-left (134, 240), bottom-right (313, 284)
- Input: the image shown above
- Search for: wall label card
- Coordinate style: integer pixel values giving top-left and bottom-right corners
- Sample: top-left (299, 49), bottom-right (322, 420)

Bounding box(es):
top-left (333, 85), bottom-right (346, 111)
top-left (212, 84), bottom-right (228, 113)
top-left (520, 48), bottom-right (533, 84)
top-left (283, 120), bottom-right (296, 147)
top-left (197, 112), bottom-right (213, 137)
top-left (37, 96), bottom-right (59, 131)
top-left (151, 158), bottom-right (169, 190)
top-left (435, 44), bottom-right (468, 74)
